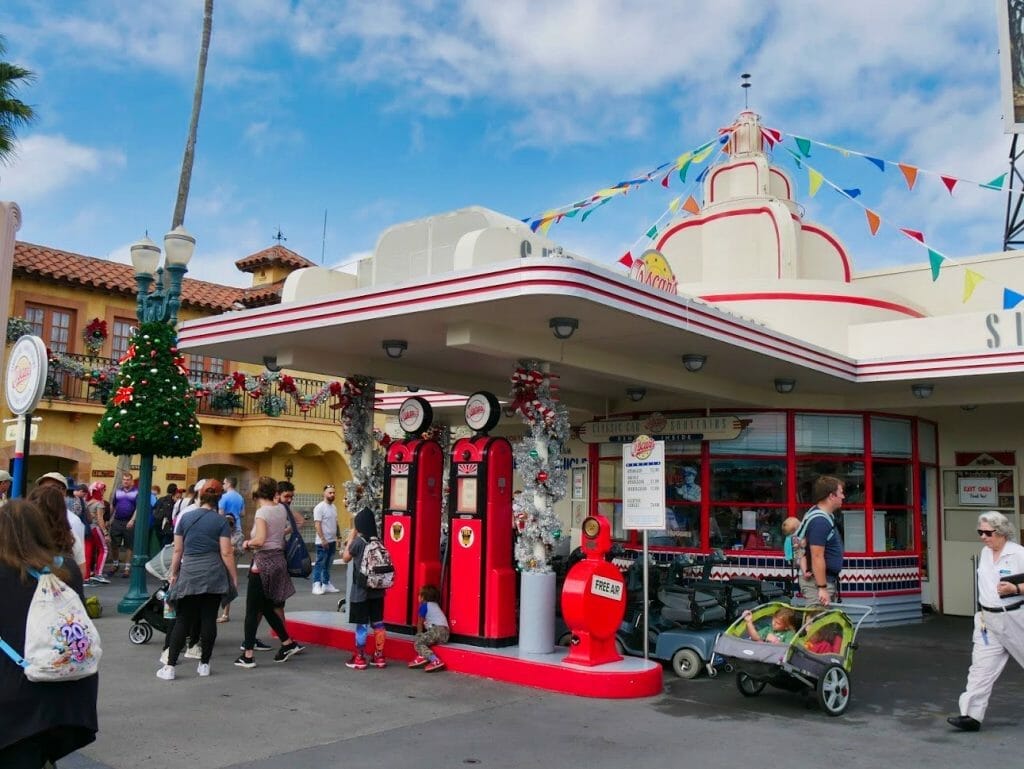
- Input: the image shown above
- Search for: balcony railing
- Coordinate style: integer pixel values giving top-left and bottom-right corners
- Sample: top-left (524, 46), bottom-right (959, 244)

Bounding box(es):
top-left (43, 353), bottom-right (342, 423)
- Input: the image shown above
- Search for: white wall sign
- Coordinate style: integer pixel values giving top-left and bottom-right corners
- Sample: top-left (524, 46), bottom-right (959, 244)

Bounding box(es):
top-left (958, 477), bottom-right (998, 506)
top-left (5, 335), bottom-right (47, 415)
top-left (622, 434), bottom-right (665, 530)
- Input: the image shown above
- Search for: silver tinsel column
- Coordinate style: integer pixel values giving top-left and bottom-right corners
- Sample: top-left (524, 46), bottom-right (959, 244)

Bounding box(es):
top-left (509, 360), bottom-right (570, 573)
top-left (340, 375), bottom-right (384, 524)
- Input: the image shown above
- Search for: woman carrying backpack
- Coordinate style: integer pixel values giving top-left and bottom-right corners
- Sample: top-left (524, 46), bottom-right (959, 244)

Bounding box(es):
top-left (0, 499), bottom-right (99, 767)
top-left (341, 507), bottom-right (389, 670)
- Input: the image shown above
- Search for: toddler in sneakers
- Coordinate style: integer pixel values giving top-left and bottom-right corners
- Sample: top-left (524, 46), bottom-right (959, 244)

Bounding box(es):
top-left (408, 584), bottom-right (449, 672)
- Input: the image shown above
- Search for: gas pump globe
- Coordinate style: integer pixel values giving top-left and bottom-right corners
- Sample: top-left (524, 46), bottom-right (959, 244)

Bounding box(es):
top-left (561, 513), bottom-right (627, 666)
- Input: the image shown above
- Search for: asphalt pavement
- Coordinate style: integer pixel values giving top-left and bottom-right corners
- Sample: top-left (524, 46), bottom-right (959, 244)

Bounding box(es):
top-left (61, 567), bottom-right (1024, 769)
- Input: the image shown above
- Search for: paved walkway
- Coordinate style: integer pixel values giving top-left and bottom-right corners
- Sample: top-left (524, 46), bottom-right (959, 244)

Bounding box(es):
top-left (61, 573), bottom-right (1023, 769)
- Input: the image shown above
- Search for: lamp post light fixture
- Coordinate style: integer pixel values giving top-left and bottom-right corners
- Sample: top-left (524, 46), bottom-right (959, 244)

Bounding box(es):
top-left (118, 226), bottom-right (195, 614)
top-left (549, 317), bottom-right (579, 340)
top-left (681, 353), bottom-right (707, 372)
top-left (911, 382), bottom-right (934, 399)
top-left (774, 378), bottom-right (796, 394)
top-left (626, 387), bottom-right (646, 402)
top-left (382, 339), bottom-right (408, 359)
top-left (284, 458), bottom-right (294, 480)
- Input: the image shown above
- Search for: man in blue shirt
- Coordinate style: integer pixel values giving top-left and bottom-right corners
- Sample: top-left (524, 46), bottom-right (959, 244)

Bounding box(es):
top-left (219, 476), bottom-right (245, 535)
top-left (798, 475), bottom-right (845, 608)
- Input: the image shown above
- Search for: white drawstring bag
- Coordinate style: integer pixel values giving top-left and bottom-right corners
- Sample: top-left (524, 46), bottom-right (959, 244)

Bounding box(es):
top-left (0, 562), bottom-right (102, 682)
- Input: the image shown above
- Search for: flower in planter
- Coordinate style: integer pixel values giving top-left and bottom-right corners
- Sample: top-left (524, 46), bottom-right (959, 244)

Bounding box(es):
top-left (6, 316), bottom-right (34, 344)
top-left (209, 385), bottom-right (243, 412)
top-left (83, 318), bottom-right (108, 355)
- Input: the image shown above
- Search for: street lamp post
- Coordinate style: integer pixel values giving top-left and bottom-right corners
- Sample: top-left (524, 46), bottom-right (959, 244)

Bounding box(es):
top-left (117, 226), bottom-right (195, 614)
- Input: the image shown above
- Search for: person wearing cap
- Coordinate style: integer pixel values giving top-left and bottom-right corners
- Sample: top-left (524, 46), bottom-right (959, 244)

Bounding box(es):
top-left (86, 482), bottom-right (111, 584)
top-left (0, 469), bottom-right (11, 502)
top-left (108, 472), bottom-right (139, 578)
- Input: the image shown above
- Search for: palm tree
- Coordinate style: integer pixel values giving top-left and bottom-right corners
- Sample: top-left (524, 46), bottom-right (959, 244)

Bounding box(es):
top-left (0, 35), bottom-right (36, 165)
top-left (172, 0), bottom-right (214, 228)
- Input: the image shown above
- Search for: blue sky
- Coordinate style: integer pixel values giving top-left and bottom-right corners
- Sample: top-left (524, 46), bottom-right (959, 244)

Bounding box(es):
top-left (0, 1), bottom-right (1012, 287)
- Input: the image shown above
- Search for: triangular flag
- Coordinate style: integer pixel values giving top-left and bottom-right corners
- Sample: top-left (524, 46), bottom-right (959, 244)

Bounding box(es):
top-left (618, 251), bottom-right (634, 268)
top-left (763, 127), bottom-right (782, 144)
top-left (529, 219), bottom-right (542, 233)
top-left (941, 176), bottom-right (958, 194)
top-left (865, 156), bottom-right (886, 172)
top-left (795, 137), bottom-right (811, 157)
top-left (692, 143), bottom-right (716, 163)
top-left (675, 151), bottom-right (692, 167)
top-left (645, 225), bottom-right (658, 239)
top-left (661, 173), bottom-right (671, 188)
top-left (760, 129), bottom-right (777, 148)
top-left (865, 209), bottom-right (881, 235)
top-left (695, 166), bottom-right (710, 183)
top-left (898, 163), bottom-right (918, 190)
top-left (963, 270), bottom-right (983, 303)
top-left (1005, 287), bottom-right (1024, 309)
top-left (983, 173), bottom-right (1007, 190)
top-left (668, 197), bottom-right (681, 212)
top-left (563, 208), bottom-right (580, 219)
top-left (537, 216), bottom-right (557, 236)
top-left (900, 228), bottom-right (925, 243)
top-left (841, 187), bottom-right (861, 198)
top-left (928, 249), bottom-right (944, 281)
top-left (682, 195), bottom-right (700, 214)
top-left (808, 168), bottom-right (824, 197)
top-left (678, 158), bottom-right (693, 183)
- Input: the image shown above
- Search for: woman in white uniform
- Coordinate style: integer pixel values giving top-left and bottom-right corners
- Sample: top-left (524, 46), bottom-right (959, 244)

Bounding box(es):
top-left (947, 511), bottom-right (1024, 732)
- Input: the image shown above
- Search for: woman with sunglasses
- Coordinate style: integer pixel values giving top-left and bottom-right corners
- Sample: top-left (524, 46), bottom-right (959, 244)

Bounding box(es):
top-left (947, 511), bottom-right (1024, 732)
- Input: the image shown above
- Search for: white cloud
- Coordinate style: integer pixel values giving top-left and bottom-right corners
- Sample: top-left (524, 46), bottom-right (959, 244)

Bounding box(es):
top-left (0, 135), bottom-right (126, 201)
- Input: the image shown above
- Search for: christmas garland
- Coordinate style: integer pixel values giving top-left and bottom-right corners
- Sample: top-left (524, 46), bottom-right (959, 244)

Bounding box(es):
top-left (510, 360), bottom-right (570, 573)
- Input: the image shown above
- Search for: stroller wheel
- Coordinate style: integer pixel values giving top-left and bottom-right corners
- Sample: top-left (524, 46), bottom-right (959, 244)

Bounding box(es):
top-left (816, 664), bottom-right (851, 716)
top-left (129, 623), bottom-right (153, 645)
top-left (336, 598), bottom-right (347, 613)
top-left (736, 672), bottom-right (766, 697)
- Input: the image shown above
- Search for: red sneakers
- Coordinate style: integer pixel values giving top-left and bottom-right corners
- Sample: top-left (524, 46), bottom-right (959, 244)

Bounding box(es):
top-left (408, 655), bottom-right (429, 668)
top-left (424, 658), bottom-right (446, 672)
top-left (370, 651), bottom-right (387, 669)
top-left (345, 654), bottom-right (368, 670)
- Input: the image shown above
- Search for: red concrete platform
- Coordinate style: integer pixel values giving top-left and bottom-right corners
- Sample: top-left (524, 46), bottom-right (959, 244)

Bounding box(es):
top-left (285, 610), bottom-right (663, 699)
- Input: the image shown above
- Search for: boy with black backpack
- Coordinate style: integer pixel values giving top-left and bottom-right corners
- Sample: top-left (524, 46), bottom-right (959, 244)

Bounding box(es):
top-left (340, 508), bottom-right (393, 670)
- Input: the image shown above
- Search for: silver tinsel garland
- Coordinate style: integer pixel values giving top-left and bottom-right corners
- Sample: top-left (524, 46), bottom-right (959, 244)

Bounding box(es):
top-left (340, 375), bottom-right (384, 525)
top-left (510, 360), bottom-right (570, 573)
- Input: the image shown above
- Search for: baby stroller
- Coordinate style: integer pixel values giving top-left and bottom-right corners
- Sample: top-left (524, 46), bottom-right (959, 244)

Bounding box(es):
top-left (128, 545), bottom-right (174, 645)
top-left (713, 601), bottom-right (871, 716)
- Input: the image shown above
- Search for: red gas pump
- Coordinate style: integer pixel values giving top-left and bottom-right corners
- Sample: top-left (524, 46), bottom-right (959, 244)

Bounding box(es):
top-left (383, 398), bottom-right (443, 631)
top-left (445, 392), bottom-right (516, 646)
top-left (561, 514), bottom-right (626, 666)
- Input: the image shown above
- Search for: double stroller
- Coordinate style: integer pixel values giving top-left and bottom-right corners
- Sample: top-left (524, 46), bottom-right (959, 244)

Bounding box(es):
top-left (713, 601), bottom-right (871, 716)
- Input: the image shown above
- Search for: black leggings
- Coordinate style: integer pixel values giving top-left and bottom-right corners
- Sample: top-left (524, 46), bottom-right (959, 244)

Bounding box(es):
top-left (167, 593), bottom-right (221, 665)
top-left (242, 571), bottom-right (290, 652)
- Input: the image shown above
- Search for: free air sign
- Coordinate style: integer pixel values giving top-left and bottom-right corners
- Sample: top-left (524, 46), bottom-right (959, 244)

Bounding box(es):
top-left (622, 434), bottom-right (665, 530)
top-left (958, 477), bottom-right (997, 506)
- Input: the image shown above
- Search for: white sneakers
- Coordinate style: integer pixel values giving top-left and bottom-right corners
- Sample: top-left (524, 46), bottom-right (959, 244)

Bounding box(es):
top-left (197, 663), bottom-right (211, 677)
top-left (184, 644), bottom-right (202, 659)
top-left (323, 582), bottom-right (340, 594)
top-left (156, 665), bottom-right (175, 681)
top-left (313, 581), bottom-right (338, 594)
top-left (159, 648), bottom-right (169, 665)
top-left (312, 582), bottom-right (324, 595)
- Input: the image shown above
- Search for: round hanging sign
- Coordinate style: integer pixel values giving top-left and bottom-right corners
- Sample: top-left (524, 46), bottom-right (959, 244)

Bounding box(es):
top-left (5, 335), bottom-right (48, 416)
top-left (398, 396), bottom-right (433, 434)
top-left (464, 391), bottom-right (501, 434)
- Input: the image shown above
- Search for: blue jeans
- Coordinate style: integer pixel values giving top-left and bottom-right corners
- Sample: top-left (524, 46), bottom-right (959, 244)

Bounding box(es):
top-left (313, 542), bottom-right (336, 585)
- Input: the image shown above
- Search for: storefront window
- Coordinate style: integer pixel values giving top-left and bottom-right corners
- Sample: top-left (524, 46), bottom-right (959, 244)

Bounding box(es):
top-left (796, 459), bottom-right (865, 505)
top-left (795, 414), bottom-right (863, 454)
top-left (711, 459), bottom-right (786, 502)
top-left (665, 459), bottom-right (701, 548)
top-left (917, 420), bottom-right (937, 464)
top-left (871, 417), bottom-right (912, 458)
top-left (597, 459), bottom-right (622, 500)
top-left (712, 505), bottom-right (787, 551)
top-left (873, 462), bottom-right (911, 505)
top-left (710, 412), bottom-right (786, 455)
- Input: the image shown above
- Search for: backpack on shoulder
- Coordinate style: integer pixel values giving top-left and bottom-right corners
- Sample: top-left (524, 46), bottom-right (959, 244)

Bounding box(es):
top-left (359, 536), bottom-right (395, 590)
top-left (0, 563), bottom-right (103, 682)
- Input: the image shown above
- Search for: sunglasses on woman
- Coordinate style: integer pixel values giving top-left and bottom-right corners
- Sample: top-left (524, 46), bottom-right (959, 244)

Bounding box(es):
top-left (977, 529), bottom-right (996, 537)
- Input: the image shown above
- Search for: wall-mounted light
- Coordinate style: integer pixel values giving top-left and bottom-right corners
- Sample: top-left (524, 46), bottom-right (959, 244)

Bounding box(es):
top-left (774, 378), bottom-right (796, 394)
top-left (549, 317), bottom-right (579, 340)
top-left (911, 382), bottom-right (934, 399)
top-left (682, 353), bottom-right (707, 372)
top-left (960, 404), bottom-right (977, 412)
top-left (626, 387), bottom-right (646, 402)
top-left (382, 339), bottom-right (408, 359)
top-left (263, 355), bottom-right (281, 372)
top-left (407, 385), bottom-right (419, 392)
top-left (283, 459), bottom-right (294, 480)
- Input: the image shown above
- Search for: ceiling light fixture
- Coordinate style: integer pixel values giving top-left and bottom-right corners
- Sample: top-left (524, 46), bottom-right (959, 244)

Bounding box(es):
top-left (911, 382), bottom-right (934, 399)
top-left (382, 339), bottom-right (408, 359)
top-left (681, 353), bottom-right (707, 372)
top-left (549, 317), bottom-right (579, 340)
top-left (774, 378), bottom-right (796, 394)
top-left (626, 387), bottom-right (646, 402)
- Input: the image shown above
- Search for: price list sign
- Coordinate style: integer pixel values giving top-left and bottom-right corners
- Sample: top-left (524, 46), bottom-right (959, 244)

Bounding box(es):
top-left (622, 434), bottom-right (665, 530)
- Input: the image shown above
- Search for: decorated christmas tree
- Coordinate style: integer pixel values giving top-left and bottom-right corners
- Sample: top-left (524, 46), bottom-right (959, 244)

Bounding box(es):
top-left (509, 360), bottom-right (570, 573)
top-left (93, 321), bottom-right (202, 457)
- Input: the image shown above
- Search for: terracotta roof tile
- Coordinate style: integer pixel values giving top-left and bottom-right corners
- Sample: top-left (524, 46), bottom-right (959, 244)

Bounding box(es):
top-left (14, 241), bottom-right (264, 312)
top-left (235, 244), bottom-right (316, 272)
